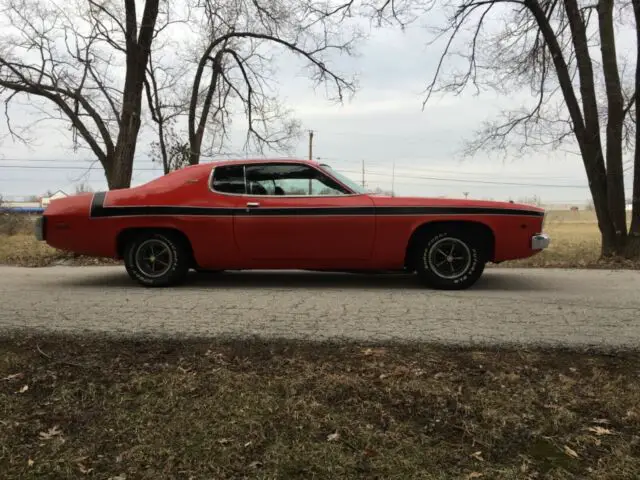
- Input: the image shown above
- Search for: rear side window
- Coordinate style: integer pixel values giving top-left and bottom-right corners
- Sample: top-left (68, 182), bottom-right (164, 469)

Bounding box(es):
top-left (211, 165), bottom-right (245, 194)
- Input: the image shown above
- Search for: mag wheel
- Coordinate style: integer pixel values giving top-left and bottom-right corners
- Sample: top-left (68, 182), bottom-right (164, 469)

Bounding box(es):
top-left (124, 232), bottom-right (190, 287)
top-left (415, 229), bottom-right (486, 290)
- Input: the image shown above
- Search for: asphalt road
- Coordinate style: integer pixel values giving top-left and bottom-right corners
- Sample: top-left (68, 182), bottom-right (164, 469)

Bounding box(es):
top-left (0, 266), bottom-right (639, 349)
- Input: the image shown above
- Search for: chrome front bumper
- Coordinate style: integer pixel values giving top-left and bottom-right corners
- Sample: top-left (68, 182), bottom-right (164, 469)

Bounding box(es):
top-left (531, 233), bottom-right (550, 250)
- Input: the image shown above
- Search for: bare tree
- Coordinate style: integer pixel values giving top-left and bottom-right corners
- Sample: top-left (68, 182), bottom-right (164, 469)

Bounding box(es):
top-left (185, 0), bottom-right (361, 165)
top-left (75, 181), bottom-right (94, 194)
top-left (0, 0), bottom-right (161, 189)
top-left (352, 0), bottom-right (639, 258)
top-left (143, 2), bottom-right (195, 174)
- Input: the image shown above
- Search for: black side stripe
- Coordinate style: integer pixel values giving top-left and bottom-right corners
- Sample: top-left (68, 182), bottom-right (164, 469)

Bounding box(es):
top-left (89, 191), bottom-right (545, 218)
top-left (90, 191), bottom-right (107, 217)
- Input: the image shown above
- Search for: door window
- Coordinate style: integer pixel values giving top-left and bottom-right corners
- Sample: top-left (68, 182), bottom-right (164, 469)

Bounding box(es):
top-left (244, 164), bottom-right (351, 196)
top-left (211, 165), bottom-right (245, 194)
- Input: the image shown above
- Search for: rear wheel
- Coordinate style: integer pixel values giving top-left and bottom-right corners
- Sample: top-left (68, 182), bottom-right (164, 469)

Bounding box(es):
top-left (124, 232), bottom-right (190, 287)
top-left (414, 227), bottom-right (486, 290)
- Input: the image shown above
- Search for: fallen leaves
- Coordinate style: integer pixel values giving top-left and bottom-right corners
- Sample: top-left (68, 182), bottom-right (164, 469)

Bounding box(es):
top-left (470, 451), bottom-right (484, 462)
top-left (587, 426), bottom-right (614, 436)
top-left (362, 347), bottom-right (387, 357)
top-left (563, 445), bottom-right (579, 458)
top-left (39, 426), bottom-right (63, 441)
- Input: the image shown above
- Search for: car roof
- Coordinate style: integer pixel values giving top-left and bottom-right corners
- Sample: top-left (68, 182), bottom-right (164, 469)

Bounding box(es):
top-left (192, 158), bottom-right (324, 171)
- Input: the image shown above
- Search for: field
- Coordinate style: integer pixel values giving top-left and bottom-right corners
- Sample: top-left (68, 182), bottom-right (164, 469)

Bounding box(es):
top-left (1, 334), bottom-right (639, 479)
top-left (499, 209), bottom-right (635, 269)
top-left (0, 209), bottom-right (637, 268)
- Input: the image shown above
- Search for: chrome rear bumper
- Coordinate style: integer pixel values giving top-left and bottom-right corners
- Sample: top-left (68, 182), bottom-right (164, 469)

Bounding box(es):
top-left (531, 233), bottom-right (550, 250)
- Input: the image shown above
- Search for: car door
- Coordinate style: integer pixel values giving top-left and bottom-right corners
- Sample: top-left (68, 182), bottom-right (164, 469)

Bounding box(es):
top-left (230, 162), bottom-right (376, 261)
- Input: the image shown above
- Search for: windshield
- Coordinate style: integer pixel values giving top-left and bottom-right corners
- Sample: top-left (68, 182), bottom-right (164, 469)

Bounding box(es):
top-left (319, 164), bottom-right (367, 195)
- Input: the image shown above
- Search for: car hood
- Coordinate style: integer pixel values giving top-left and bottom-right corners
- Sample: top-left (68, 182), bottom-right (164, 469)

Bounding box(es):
top-left (369, 195), bottom-right (545, 213)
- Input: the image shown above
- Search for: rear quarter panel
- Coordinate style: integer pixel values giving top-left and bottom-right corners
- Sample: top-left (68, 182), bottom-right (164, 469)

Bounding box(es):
top-left (87, 165), bottom-right (238, 267)
top-left (370, 197), bottom-right (545, 268)
top-left (43, 165), bottom-right (235, 268)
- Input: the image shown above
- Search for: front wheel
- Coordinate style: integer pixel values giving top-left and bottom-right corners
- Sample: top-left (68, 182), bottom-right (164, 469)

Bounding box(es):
top-left (124, 232), bottom-right (190, 287)
top-left (414, 229), bottom-right (486, 290)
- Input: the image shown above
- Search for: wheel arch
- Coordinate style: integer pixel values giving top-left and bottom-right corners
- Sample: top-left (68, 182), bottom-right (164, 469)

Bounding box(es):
top-left (404, 220), bottom-right (495, 271)
top-left (116, 227), bottom-right (197, 267)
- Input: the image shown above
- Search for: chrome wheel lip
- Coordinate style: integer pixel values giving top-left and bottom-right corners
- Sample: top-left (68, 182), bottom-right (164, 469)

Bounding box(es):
top-left (425, 237), bottom-right (472, 280)
top-left (134, 238), bottom-right (174, 278)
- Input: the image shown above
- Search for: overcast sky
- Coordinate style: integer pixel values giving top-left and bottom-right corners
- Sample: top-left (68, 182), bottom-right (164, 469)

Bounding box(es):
top-left (0, 16), bottom-right (635, 205)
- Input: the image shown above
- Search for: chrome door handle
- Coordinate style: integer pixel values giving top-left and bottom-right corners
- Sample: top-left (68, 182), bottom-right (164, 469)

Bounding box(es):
top-left (246, 202), bottom-right (260, 208)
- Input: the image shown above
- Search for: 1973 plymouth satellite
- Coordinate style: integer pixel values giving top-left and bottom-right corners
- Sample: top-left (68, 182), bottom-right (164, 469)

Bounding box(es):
top-left (34, 159), bottom-right (550, 289)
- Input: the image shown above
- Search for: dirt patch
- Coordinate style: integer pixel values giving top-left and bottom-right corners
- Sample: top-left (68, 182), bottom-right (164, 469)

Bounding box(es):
top-left (1, 334), bottom-right (639, 479)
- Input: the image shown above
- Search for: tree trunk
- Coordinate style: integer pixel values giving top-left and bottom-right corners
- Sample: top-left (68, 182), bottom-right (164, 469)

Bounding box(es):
top-left (582, 144), bottom-right (619, 257)
top-left (104, 0), bottom-right (159, 190)
top-left (189, 51), bottom-right (224, 166)
top-left (189, 135), bottom-right (203, 166)
top-left (528, 0), bottom-right (617, 256)
top-left (630, 0), bottom-right (640, 259)
top-left (560, 0), bottom-right (623, 258)
top-left (109, 109), bottom-right (140, 189)
top-left (598, 0), bottom-right (628, 254)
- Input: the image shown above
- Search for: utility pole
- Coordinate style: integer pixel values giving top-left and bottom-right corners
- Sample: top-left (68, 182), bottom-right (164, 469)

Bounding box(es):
top-left (308, 130), bottom-right (314, 160)
top-left (391, 160), bottom-right (395, 197)
top-left (361, 159), bottom-right (366, 188)
top-left (463, 192), bottom-right (469, 199)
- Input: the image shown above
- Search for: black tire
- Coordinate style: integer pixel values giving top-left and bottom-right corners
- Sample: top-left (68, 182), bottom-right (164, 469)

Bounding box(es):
top-left (413, 227), bottom-right (486, 290)
top-left (123, 231), bottom-right (190, 287)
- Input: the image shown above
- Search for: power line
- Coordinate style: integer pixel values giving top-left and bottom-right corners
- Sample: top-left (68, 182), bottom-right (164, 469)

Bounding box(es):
top-left (0, 165), bottom-right (162, 171)
top-left (337, 169), bottom-right (592, 189)
top-left (1, 156), bottom-right (633, 180)
top-left (1, 161), bottom-right (634, 192)
top-left (0, 163), bottom-right (625, 190)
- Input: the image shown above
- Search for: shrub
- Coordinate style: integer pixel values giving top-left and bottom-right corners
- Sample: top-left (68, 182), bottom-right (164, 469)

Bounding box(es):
top-left (0, 213), bottom-right (33, 236)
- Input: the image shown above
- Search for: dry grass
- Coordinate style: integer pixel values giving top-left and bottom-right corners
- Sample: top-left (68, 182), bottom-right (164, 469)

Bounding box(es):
top-left (0, 234), bottom-right (119, 267)
top-left (0, 210), bottom-right (637, 269)
top-left (0, 215), bottom-right (118, 267)
top-left (499, 210), bottom-right (638, 269)
top-left (1, 334), bottom-right (639, 479)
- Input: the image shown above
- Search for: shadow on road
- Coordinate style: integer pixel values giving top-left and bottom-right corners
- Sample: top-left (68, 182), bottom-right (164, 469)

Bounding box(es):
top-left (56, 268), bottom-right (556, 292)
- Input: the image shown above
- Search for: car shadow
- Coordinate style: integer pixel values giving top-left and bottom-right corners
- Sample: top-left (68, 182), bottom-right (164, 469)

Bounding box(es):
top-left (57, 268), bottom-right (556, 292)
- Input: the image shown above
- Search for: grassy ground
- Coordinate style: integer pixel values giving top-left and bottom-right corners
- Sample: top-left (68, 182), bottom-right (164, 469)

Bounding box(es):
top-left (0, 233), bottom-right (118, 267)
top-left (0, 210), bottom-right (637, 268)
top-left (1, 334), bottom-right (639, 479)
top-left (498, 210), bottom-right (637, 269)
top-left (0, 215), bottom-right (117, 267)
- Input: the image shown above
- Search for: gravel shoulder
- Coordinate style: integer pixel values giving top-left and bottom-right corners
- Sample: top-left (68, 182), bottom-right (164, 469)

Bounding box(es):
top-left (1, 266), bottom-right (639, 349)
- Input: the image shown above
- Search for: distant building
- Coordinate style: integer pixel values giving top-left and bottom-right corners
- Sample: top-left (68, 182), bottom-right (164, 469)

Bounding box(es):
top-left (1, 190), bottom-right (69, 214)
top-left (40, 190), bottom-right (68, 207)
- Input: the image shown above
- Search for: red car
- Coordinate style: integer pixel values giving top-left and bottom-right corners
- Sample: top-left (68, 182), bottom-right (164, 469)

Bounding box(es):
top-left (35, 159), bottom-right (550, 289)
